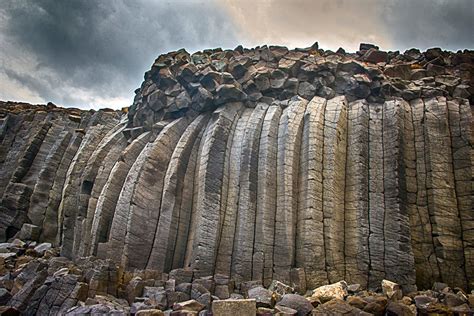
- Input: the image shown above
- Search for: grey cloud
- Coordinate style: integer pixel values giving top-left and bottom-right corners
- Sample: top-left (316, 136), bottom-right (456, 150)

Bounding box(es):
top-left (221, 0), bottom-right (473, 52)
top-left (381, 0), bottom-right (473, 51)
top-left (0, 0), bottom-right (241, 108)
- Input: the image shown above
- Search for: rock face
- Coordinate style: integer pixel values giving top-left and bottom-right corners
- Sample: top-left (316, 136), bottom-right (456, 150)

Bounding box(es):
top-left (0, 43), bottom-right (473, 295)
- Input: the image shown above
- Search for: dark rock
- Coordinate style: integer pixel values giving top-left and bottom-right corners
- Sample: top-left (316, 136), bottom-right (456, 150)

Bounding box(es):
top-left (363, 49), bottom-right (388, 64)
top-left (424, 47), bottom-right (443, 60)
top-left (0, 287), bottom-right (12, 305)
top-left (176, 283), bottom-right (192, 295)
top-left (191, 87), bottom-right (214, 112)
top-left (385, 301), bottom-right (415, 316)
top-left (18, 224), bottom-right (40, 241)
top-left (317, 86), bottom-right (336, 99)
top-left (270, 69), bottom-right (288, 89)
top-left (297, 82), bottom-right (317, 100)
top-left (248, 286), bottom-right (274, 308)
top-left (432, 282), bottom-right (449, 292)
top-left (443, 292), bottom-right (465, 307)
top-left (276, 294), bottom-right (313, 316)
top-left (313, 299), bottom-right (370, 315)
top-left (359, 43), bottom-right (379, 51)
top-left (215, 84), bottom-right (247, 104)
top-left (384, 64), bottom-right (412, 80)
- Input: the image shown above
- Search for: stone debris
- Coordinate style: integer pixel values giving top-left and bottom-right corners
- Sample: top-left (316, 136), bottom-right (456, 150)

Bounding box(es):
top-left (0, 242), bottom-right (471, 314)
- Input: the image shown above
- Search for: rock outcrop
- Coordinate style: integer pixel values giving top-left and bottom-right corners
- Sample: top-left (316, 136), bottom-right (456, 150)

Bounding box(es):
top-left (0, 43), bottom-right (473, 298)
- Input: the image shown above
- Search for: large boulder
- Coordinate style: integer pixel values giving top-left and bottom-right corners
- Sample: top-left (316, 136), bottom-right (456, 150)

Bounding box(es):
top-left (276, 294), bottom-right (313, 316)
top-left (212, 299), bottom-right (256, 316)
top-left (311, 281), bottom-right (348, 301)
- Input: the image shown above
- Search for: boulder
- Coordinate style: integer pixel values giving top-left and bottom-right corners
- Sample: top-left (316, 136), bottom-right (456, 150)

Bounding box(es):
top-left (311, 281), bottom-right (348, 301)
top-left (347, 295), bottom-right (367, 309)
top-left (248, 286), bottom-right (274, 308)
top-left (212, 299), bottom-right (256, 316)
top-left (173, 299), bottom-right (205, 312)
top-left (442, 292), bottom-right (465, 307)
top-left (363, 296), bottom-right (387, 316)
top-left (269, 280), bottom-right (294, 297)
top-left (136, 309), bottom-right (165, 316)
top-left (18, 224), bottom-right (40, 241)
top-left (385, 301), bottom-right (415, 316)
top-left (347, 284), bottom-right (361, 293)
top-left (312, 299), bottom-right (370, 315)
top-left (381, 280), bottom-right (402, 301)
top-left (274, 304), bottom-right (298, 315)
top-left (276, 294), bottom-right (313, 316)
top-left (169, 269), bottom-right (193, 285)
top-left (33, 243), bottom-right (52, 256)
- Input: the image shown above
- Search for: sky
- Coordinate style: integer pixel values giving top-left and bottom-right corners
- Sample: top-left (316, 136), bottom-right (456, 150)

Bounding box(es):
top-left (0, 0), bottom-right (472, 110)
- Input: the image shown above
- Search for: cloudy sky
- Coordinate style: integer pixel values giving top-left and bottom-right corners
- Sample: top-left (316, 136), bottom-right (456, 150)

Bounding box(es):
top-left (0, 0), bottom-right (472, 109)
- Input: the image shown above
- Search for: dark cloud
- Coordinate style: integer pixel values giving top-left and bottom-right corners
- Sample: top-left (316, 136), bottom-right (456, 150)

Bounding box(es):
top-left (381, 0), bottom-right (474, 51)
top-left (0, 0), bottom-right (240, 108)
top-left (0, 0), bottom-right (472, 109)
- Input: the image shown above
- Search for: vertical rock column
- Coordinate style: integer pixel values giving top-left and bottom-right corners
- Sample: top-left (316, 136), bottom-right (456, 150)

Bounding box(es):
top-left (122, 116), bottom-right (190, 270)
top-left (343, 99), bottom-right (369, 288)
top-left (147, 114), bottom-right (210, 272)
top-left (232, 103), bottom-right (268, 282)
top-left (215, 108), bottom-right (252, 277)
top-left (296, 96), bottom-right (328, 289)
top-left (368, 103), bottom-right (386, 289)
top-left (322, 96), bottom-right (348, 284)
top-left (410, 98), bottom-right (441, 288)
top-left (41, 131), bottom-right (84, 244)
top-left (424, 97), bottom-right (467, 289)
top-left (76, 124), bottom-right (128, 257)
top-left (255, 105), bottom-right (282, 286)
top-left (188, 103), bottom-right (243, 277)
top-left (274, 97), bottom-right (308, 283)
top-left (447, 99), bottom-right (474, 289)
top-left (27, 130), bottom-right (73, 229)
top-left (59, 122), bottom-right (117, 258)
top-left (382, 100), bottom-right (416, 292)
top-left (90, 131), bottom-right (151, 256)
top-left (171, 126), bottom-right (205, 270)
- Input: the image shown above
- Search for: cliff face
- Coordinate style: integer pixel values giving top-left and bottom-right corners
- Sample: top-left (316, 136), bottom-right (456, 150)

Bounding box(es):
top-left (0, 43), bottom-right (473, 292)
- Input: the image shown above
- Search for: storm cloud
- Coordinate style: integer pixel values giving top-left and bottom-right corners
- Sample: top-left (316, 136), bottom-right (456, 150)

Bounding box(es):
top-left (0, 0), bottom-right (472, 109)
top-left (0, 0), bottom-right (240, 109)
top-left (221, 0), bottom-right (473, 52)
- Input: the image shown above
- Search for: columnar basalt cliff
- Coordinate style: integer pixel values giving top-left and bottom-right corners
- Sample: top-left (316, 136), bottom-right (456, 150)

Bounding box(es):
top-left (1, 43), bottom-right (473, 296)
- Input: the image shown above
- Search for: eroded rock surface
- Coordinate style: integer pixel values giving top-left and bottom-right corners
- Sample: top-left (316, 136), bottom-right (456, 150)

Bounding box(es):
top-left (0, 43), bottom-right (473, 299)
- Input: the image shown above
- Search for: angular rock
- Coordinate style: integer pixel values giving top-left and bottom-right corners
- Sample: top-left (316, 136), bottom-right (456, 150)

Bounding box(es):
top-left (276, 294), bottom-right (313, 316)
top-left (311, 281), bottom-right (348, 301)
top-left (212, 299), bottom-right (256, 316)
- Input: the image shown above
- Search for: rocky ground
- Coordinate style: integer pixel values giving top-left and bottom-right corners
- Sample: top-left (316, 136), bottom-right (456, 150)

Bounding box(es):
top-left (0, 234), bottom-right (473, 315)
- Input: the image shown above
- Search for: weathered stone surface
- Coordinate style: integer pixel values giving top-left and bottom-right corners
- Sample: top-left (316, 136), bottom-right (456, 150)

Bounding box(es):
top-left (274, 97), bottom-right (308, 282)
top-left (248, 286), bottom-right (274, 308)
top-left (311, 281), bottom-right (348, 301)
top-left (276, 294), bottom-right (313, 316)
top-left (0, 44), bottom-right (472, 299)
top-left (382, 279), bottom-right (403, 301)
top-left (212, 299), bottom-right (256, 316)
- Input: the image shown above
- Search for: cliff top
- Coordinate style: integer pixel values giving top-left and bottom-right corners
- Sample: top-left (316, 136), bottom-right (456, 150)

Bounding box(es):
top-left (128, 42), bottom-right (473, 129)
